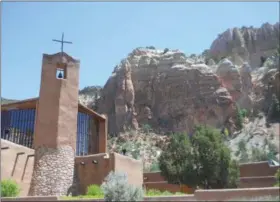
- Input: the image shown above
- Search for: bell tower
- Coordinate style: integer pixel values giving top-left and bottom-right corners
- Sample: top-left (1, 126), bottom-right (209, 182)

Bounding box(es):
top-left (29, 50), bottom-right (80, 196)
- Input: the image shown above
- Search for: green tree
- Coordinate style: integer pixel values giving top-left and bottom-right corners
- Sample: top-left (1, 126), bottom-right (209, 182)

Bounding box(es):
top-left (159, 125), bottom-right (239, 189)
top-left (158, 132), bottom-right (195, 186)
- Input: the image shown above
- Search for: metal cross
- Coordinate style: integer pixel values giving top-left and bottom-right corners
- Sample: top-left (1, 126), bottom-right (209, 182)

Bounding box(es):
top-left (52, 33), bottom-right (72, 56)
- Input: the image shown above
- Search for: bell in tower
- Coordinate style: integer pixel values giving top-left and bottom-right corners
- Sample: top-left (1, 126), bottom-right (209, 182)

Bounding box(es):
top-left (56, 69), bottom-right (65, 79)
top-left (58, 71), bottom-right (63, 79)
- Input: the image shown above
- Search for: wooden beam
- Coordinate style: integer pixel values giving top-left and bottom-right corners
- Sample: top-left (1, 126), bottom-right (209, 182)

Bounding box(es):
top-left (78, 103), bottom-right (106, 121)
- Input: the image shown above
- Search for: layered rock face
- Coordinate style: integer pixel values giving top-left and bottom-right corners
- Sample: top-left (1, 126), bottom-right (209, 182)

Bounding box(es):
top-left (215, 59), bottom-right (253, 111)
top-left (98, 48), bottom-right (235, 135)
top-left (209, 22), bottom-right (279, 68)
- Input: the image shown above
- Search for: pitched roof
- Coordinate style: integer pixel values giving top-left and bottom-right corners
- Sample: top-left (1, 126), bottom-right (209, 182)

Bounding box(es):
top-left (1, 97), bottom-right (105, 121)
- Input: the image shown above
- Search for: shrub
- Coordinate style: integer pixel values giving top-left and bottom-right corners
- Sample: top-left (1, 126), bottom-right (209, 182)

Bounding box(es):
top-left (149, 161), bottom-right (160, 172)
top-left (101, 171), bottom-right (144, 202)
top-left (145, 189), bottom-right (184, 196)
top-left (159, 125), bottom-right (239, 189)
top-left (240, 109), bottom-right (248, 118)
top-left (1, 179), bottom-right (20, 197)
top-left (235, 107), bottom-right (244, 130)
top-left (86, 184), bottom-right (103, 197)
top-left (163, 48), bottom-right (169, 54)
top-left (145, 189), bottom-right (162, 196)
top-left (237, 139), bottom-right (249, 163)
top-left (268, 94), bottom-right (280, 121)
top-left (142, 124), bottom-right (152, 134)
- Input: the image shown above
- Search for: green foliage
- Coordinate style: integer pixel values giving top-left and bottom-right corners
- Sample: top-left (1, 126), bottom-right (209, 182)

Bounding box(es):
top-left (235, 107), bottom-right (245, 130)
top-left (159, 132), bottom-right (194, 186)
top-left (101, 171), bottom-right (144, 202)
top-left (237, 139), bottom-right (249, 163)
top-left (117, 141), bottom-right (141, 160)
top-left (149, 161), bottom-right (160, 172)
top-left (227, 160), bottom-right (240, 188)
top-left (163, 48), bottom-right (169, 54)
top-left (236, 139), bottom-right (278, 163)
top-left (142, 124), bottom-right (152, 134)
top-left (251, 146), bottom-right (269, 162)
top-left (238, 139), bottom-right (247, 151)
top-left (268, 94), bottom-right (280, 121)
top-left (240, 109), bottom-right (248, 118)
top-left (145, 189), bottom-right (183, 196)
top-left (61, 195), bottom-right (104, 200)
top-left (145, 189), bottom-right (163, 196)
top-left (275, 169), bottom-right (280, 187)
top-left (159, 125), bottom-right (239, 189)
top-left (1, 179), bottom-right (20, 197)
top-left (86, 184), bottom-right (103, 197)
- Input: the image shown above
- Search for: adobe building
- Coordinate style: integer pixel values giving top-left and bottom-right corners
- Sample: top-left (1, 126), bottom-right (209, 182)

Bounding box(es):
top-left (1, 51), bottom-right (143, 196)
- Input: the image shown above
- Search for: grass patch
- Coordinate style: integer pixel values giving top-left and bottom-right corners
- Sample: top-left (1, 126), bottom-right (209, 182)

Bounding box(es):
top-left (60, 195), bottom-right (104, 200)
top-left (145, 189), bottom-right (184, 196)
top-left (61, 189), bottom-right (185, 200)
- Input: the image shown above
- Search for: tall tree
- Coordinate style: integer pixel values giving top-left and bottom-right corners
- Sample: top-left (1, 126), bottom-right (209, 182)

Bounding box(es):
top-left (159, 125), bottom-right (239, 189)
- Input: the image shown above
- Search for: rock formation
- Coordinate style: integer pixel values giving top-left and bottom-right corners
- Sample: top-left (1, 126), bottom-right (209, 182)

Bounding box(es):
top-left (209, 22), bottom-right (279, 68)
top-left (98, 48), bottom-right (236, 135)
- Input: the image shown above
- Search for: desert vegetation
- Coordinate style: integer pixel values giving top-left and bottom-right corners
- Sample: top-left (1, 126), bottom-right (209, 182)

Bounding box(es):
top-left (158, 125), bottom-right (239, 189)
top-left (1, 179), bottom-right (21, 197)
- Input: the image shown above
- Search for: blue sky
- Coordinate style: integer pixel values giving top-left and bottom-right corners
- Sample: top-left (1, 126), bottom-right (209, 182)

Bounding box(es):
top-left (1, 2), bottom-right (279, 100)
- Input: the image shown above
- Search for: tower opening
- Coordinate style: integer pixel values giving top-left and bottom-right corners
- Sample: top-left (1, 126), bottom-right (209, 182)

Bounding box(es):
top-left (56, 68), bottom-right (65, 79)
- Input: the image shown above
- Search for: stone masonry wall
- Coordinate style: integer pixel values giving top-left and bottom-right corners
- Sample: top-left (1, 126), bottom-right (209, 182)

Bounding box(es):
top-left (28, 146), bottom-right (75, 196)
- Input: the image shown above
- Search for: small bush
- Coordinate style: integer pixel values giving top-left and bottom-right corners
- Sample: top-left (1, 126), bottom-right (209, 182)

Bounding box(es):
top-left (145, 189), bottom-right (162, 196)
top-left (142, 124), bottom-right (152, 134)
top-left (269, 94), bottom-right (280, 121)
top-left (1, 179), bottom-right (20, 197)
top-left (163, 48), bottom-right (169, 54)
top-left (149, 161), bottom-right (160, 172)
top-left (60, 195), bottom-right (104, 200)
top-left (86, 184), bottom-right (103, 197)
top-left (101, 171), bottom-right (144, 202)
top-left (236, 107), bottom-right (244, 130)
top-left (145, 189), bottom-right (183, 196)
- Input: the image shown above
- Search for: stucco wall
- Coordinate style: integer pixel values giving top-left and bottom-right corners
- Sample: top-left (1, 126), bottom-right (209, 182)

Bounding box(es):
top-left (74, 152), bottom-right (143, 195)
top-left (239, 161), bottom-right (280, 177)
top-left (2, 137), bottom-right (279, 197)
top-left (1, 139), bottom-right (35, 196)
top-left (239, 161), bottom-right (279, 188)
top-left (143, 172), bottom-right (194, 194)
top-left (75, 153), bottom-right (112, 194)
top-left (143, 161), bottom-right (280, 192)
top-left (112, 153), bottom-right (143, 187)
